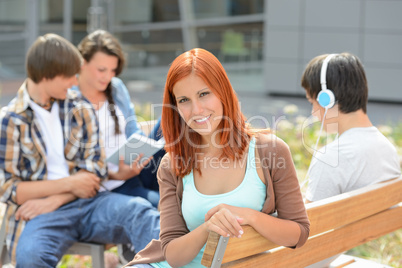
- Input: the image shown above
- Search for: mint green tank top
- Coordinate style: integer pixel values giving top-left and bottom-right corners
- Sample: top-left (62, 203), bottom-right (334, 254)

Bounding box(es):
top-left (151, 138), bottom-right (266, 268)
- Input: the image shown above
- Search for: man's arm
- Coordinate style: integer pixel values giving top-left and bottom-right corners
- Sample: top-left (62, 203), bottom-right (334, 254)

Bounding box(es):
top-left (15, 170), bottom-right (101, 205)
top-left (15, 192), bottom-right (77, 221)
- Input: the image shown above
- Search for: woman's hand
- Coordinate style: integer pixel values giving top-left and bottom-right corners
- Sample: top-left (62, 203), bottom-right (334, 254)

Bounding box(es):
top-left (109, 155), bottom-right (153, 181)
top-left (207, 204), bottom-right (302, 248)
top-left (204, 204), bottom-right (250, 238)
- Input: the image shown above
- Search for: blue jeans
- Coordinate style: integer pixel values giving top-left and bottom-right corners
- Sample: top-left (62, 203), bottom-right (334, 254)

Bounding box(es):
top-left (112, 175), bottom-right (160, 208)
top-left (16, 192), bottom-right (160, 268)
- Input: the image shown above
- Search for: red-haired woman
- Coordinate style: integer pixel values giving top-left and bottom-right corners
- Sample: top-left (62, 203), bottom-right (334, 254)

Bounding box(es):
top-left (125, 48), bottom-right (310, 268)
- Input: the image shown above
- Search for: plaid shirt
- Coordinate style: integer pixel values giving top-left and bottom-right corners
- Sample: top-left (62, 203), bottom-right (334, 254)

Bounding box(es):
top-left (0, 81), bottom-right (107, 263)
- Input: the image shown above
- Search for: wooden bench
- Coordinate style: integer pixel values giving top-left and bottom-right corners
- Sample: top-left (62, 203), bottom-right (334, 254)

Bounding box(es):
top-left (201, 176), bottom-right (402, 267)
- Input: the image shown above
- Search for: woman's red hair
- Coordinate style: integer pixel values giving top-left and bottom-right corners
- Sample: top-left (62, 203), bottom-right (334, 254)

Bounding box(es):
top-left (162, 48), bottom-right (251, 178)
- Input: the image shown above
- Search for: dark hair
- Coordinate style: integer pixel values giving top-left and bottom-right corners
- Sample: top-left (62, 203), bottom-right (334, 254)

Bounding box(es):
top-left (26, 33), bottom-right (82, 83)
top-left (78, 29), bottom-right (126, 134)
top-left (162, 48), bottom-right (251, 178)
top-left (301, 52), bottom-right (368, 113)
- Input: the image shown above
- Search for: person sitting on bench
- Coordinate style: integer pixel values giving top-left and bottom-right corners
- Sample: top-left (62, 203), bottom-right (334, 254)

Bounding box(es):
top-left (301, 52), bottom-right (401, 267)
top-left (125, 48), bottom-right (310, 268)
top-left (74, 30), bottom-right (164, 208)
top-left (302, 52), bottom-right (400, 203)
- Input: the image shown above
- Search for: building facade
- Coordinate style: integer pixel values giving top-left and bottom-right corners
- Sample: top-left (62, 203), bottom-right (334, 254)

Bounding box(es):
top-left (0, 0), bottom-right (401, 101)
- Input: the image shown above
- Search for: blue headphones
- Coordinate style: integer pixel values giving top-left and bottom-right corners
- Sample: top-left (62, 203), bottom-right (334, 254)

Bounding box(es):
top-left (317, 54), bottom-right (337, 109)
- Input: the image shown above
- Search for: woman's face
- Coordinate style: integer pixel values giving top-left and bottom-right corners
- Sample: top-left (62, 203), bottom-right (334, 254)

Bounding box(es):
top-left (173, 74), bottom-right (223, 140)
top-left (80, 51), bottom-right (118, 92)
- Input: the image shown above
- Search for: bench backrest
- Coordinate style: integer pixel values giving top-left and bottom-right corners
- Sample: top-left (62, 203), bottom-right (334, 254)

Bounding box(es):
top-left (201, 177), bottom-right (402, 267)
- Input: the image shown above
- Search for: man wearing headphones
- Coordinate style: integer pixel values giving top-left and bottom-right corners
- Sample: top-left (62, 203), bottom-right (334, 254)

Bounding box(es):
top-left (301, 52), bottom-right (400, 203)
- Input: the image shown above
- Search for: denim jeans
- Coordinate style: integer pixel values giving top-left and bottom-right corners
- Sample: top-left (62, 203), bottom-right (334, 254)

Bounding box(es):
top-left (112, 174), bottom-right (160, 208)
top-left (15, 191), bottom-right (160, 268)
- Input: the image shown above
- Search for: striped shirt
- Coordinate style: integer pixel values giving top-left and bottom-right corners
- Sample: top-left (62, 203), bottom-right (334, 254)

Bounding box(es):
top-left (0, 81), bottom-right (107, 262)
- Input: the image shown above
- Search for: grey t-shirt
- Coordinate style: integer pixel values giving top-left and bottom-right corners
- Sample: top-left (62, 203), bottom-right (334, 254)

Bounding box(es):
top-left (306, 126), bottom-right (401, 202)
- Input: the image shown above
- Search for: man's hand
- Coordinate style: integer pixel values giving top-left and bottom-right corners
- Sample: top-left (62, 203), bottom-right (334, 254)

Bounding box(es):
top-left (15, 197), bottom-right (61, 221)
top-left (66, 170), bottom-right (101, 198)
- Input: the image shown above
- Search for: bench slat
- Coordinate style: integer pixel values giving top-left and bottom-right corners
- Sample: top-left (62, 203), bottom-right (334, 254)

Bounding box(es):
top-left (307, 178), bottom-right (402, 236)
top-left (222, 204), bottom-right (402, 268)
top-left (201, 177), bottom-right (402, 267)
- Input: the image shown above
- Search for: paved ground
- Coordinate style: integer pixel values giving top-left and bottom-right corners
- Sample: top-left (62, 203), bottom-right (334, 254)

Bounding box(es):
top-left (127, 87), bottom-right (402, 127)
top-left (1, 78), bottom-right (401, 127)
top-left (123, 81), bottom-right (402, 129)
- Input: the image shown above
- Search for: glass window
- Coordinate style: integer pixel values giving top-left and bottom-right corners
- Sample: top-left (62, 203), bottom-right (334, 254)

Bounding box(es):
top-left (196, 23), bottom-right (263, 63)
top-left (0, 39), bottom-right (25, 78)
top-left (0, 0), bottom-right (29, 26)
top-left (231, 0), bottom-right (264, 16)
top-left (194, 23), bottom-right (264, 93)
top-left (42, 0), bottom-right (90, 44)
top-left (113, 0), bottom-right (153, 25)
top-left (192, 0), bottom-right (264, 19)
top-left (0, 0), bottom-right (29, 77)
top-left (113, 0), bottom-right (180, 24)
top-left (116, 29), bottom-right (183, 69)
top-left (153, 0), bottom-right (180, 22)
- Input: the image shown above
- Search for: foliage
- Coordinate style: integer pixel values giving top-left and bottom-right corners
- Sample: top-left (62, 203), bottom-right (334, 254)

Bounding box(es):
top-left (133, 102), bottom-right (155, 122)
top-left (57, 254), bottom-right (92, 268)
top-left (57, 247), bottom-right (118, 268)
top-left (347, 230), bottom-right (402, 268)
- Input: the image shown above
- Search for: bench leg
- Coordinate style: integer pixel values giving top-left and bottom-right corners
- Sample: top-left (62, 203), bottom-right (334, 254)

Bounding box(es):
top-left (90, 244), bottom-right (105, 268)
top-left (0, 215), bottom-right (10, 265)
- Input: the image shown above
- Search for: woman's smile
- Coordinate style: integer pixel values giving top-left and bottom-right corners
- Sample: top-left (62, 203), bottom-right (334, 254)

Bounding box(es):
top-left (193, 115), bottom-right (211, 124)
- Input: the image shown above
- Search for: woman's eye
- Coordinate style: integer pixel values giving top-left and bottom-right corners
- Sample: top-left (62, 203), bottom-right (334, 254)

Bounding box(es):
top-left (200, 92), bottom-right (209, 97)
top-left (178, 98), bottom-right (188, 103)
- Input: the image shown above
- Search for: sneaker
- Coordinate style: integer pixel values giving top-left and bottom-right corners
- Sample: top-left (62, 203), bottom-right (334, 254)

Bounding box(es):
top-left (117, 243), bottom-right (136, 264)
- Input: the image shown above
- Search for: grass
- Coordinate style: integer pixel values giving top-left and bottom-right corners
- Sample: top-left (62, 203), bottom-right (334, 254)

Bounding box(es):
top-left (347, 230), bottom-right (402, 268)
